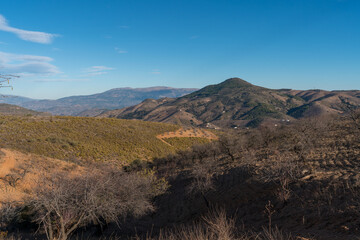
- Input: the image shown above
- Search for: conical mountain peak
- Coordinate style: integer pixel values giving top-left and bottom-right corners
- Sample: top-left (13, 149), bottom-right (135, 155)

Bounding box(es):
top-left (218, 78), bottom-right (254, 88)
top-left (185, 78), bottom-right (258, 98)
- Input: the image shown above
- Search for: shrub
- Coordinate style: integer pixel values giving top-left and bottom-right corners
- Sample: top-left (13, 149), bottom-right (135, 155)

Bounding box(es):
top-left (28, 168), bottom-right (164, 240)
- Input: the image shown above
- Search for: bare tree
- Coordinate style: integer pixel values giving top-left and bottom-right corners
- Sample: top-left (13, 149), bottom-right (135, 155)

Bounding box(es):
top-left (0, 74), bottom-right (16, 90)
top-left (262, 152), bottom-right (303, 203)
top-left (339, 96), bottom-right (360, 131)
top-left (187, 159), bottom-right (216, 208)
top-left (218, 134), bottom-right (240, 162)
top-left (28, 169), bottom-right (163, 240)
top-left (0, 201), bottom-right (19, 228)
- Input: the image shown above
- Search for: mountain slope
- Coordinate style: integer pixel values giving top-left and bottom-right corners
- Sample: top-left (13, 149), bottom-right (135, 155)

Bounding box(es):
top-left (99, 78), bottom-right (360, 128)
top-left (0, 95), bottom-right (36, 105)
top-left (0, 115), bottom-right (213, 162)
top-left (0, 103), bottom-right (49, 116)
top-left (9, 87), bottom-right (197, 116)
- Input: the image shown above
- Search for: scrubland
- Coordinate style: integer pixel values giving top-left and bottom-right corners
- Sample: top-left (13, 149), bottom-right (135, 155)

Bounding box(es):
top-left (0, 110), bottom-right (359, 239)
top-left (0, 116), bottom-right (211, 162)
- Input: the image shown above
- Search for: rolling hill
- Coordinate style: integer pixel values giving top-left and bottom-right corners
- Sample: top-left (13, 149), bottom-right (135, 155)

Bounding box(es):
top-left (99, 78), bottom-right (360, 128)
top-left (8, 87), bottom-right (197, 116)
top-left (0, 115), bottom-right (213, 163)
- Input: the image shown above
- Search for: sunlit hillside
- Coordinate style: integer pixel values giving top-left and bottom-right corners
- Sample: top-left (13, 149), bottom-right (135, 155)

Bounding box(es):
top-left (0, 116), bottom-right (213, 163)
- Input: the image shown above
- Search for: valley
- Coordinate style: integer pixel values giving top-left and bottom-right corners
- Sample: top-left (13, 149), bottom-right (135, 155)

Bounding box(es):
top-left (0, 78), bottom-right (359, 240)
top-left (2, 1), bottom-right (359, 239)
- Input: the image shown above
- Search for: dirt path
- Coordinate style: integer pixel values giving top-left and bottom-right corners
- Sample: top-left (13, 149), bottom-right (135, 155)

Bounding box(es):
top-left (157, 137), bottom-right (172, 146)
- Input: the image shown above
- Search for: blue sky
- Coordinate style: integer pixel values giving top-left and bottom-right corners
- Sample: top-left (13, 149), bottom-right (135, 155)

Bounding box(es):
top-left (0, 0), bottom-right (359, 99)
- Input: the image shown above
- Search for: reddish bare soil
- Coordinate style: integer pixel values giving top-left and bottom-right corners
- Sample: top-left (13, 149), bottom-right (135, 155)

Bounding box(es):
top-left (0, 148), bottom-right (81, 204)
top-left (157, 127), bottom-right (218, 140)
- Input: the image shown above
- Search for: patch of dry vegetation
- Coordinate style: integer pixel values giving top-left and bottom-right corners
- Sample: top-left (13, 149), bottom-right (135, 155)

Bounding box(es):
top-left (0, 116), bottom-right (211, 163)
top-left (144, 112), bottom-right (360, 239)
top-left (161, 137), bottom-right (211, 149)
top-left (1, 108), bottom-right (360, 239)
top-left (0, 161), bottom-right (168, 240)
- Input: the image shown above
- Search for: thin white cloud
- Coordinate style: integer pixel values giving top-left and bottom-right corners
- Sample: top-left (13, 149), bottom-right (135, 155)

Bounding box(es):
top-left (118, 25), bottom-right (130, 29)
top-left (0, 51), bottom-right (60, 75)
top-left (34, 78), bottom-right (89, 83)
top-left (83, 66), bottom-right (114, 76)
top-left (150, 69), bottom-right (161, 74)
top-left (0, 14), bottom-right (58, 44)
top-left (86, 72), bottom-right (108, 76)
top-left (5, 62), bottom-right (59, 74)
top-left (86, 66), bottom-right (114, 72)
top-left (0, 52), bottom-right (53, 63)
top-left (115, 47), bottom-right (127, 54)
top-left (189, 35), bottom-right (199, 39)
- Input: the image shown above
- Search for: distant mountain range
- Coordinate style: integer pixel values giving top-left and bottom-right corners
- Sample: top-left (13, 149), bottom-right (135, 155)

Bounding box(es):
top-left (0, 87), bottom-right (198, 116)
top-left (0, 95), bottom-right (35, 105)
top-left (1, 78), bottom-right (359, 128)
top-left (0, 103), bottom-right (49, 116)
top-left (98, 78), bottom-right (360, 128)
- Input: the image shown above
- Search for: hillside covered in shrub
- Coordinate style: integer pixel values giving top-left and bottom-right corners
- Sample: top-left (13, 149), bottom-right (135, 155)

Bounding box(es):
top-left (1, 110), bottom-right (359, 239)
top-left (0, 116), bottom-right (211, 162)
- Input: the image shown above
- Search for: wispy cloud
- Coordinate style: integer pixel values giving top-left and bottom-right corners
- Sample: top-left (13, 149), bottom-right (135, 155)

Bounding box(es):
top-left (118, 25), bottom-right (130, 29)
top-left (189, 35), bottom-right (199, 39)
top-left (34, 78), bottom-right (89, 83)
top-left (0, 14), bottom-right (59, 44)
top-left (0, 51), bottom-right (60, 75)
top-left (150, 69), bottom-right (161, 74)
top-left (115, 47), bottom-right (127, 54)
top-left (84, 66), bottom-right (114, 76)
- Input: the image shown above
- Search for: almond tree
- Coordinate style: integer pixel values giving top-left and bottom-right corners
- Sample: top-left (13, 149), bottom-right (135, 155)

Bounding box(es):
top-left (339, 96), bottom-right (360, 131)
top-left (29, 169), bottom-right (161, 240)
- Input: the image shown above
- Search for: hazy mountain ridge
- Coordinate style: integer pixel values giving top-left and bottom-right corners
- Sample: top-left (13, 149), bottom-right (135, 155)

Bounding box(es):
top-left (0, 95), bottom-right (36, 105)
top-left (2, 87), bottom-right (197, 116)
top-left (99, 78), bottom-right (360, 128)
top-left (0, 103), bottom-right (49, 116)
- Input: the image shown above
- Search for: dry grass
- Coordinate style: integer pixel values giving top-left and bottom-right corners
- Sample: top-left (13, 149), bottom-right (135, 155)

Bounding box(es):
top-left (0, 116), bottom-right (210, 163)
top-left (2, 114), bottom-right (359, 239)
top-left (133, 209), bottom-right (295, 240)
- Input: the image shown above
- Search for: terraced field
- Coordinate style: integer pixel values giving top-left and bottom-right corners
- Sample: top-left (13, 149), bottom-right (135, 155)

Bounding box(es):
top-left (304, 146), bottom-right (360, 183)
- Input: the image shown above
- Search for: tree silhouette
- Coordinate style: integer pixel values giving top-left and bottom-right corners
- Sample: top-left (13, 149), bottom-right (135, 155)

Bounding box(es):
top-left (0, 74), bottom-right (15, 90)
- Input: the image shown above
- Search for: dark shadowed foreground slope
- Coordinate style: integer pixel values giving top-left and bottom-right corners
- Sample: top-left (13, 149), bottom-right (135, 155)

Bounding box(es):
top-left (3, 113), bottom-right (359, 239)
